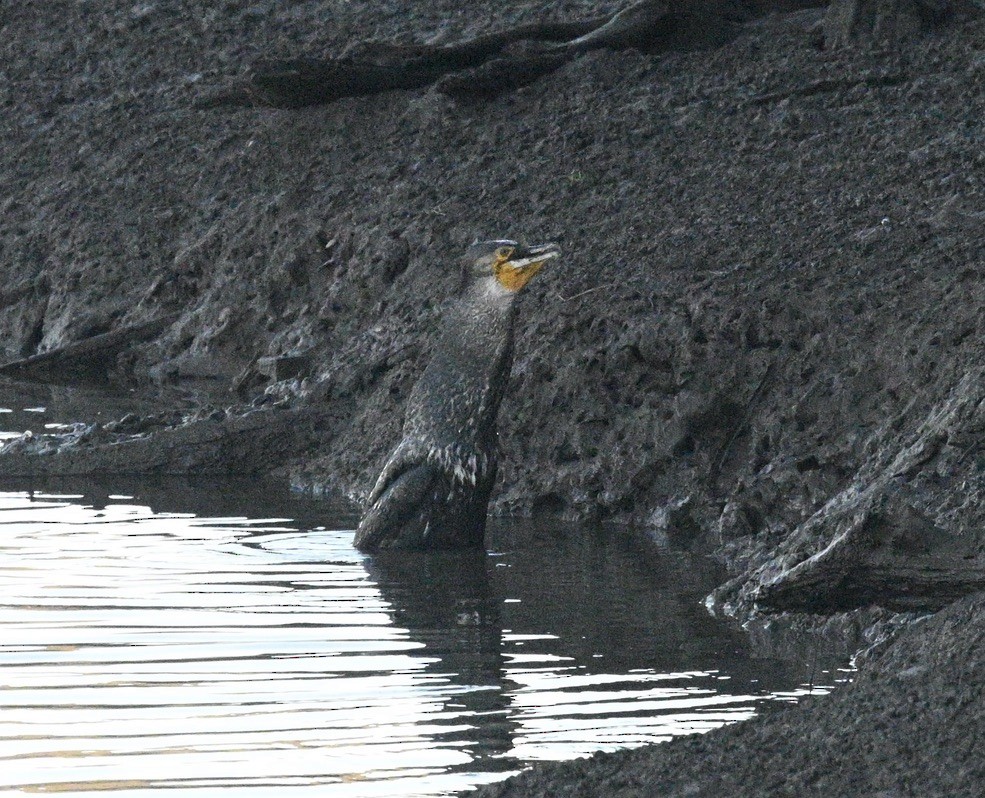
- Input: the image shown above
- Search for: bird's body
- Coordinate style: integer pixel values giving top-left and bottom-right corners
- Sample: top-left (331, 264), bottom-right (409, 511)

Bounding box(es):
top-left (353, 240), bottom-right (558, 551)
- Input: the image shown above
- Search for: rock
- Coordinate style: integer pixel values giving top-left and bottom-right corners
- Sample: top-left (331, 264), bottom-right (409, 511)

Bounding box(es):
top-left (256, 352), bottom-right (312, 381)
top-left (645, 495), bottom-right (700, 547)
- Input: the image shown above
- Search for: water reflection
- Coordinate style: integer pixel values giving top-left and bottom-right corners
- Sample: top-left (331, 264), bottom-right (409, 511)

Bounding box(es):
top-left (366, 550), bottom-right (516, 772)
top-left (0, 376), bottom-right (222, 442)
top-left (0, 480), bottom-right (851, 796)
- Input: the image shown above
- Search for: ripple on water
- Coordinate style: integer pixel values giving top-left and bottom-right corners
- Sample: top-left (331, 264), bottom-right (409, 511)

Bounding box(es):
top-left (0, 482), bottom-right (852, 797)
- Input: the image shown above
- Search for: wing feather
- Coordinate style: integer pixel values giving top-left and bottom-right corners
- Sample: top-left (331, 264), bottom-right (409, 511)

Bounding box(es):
top-left (353, 463), bottom-right (437, 551)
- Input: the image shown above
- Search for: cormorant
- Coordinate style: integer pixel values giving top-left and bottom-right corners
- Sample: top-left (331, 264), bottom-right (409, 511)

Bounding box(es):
top-left (353, 239), bottom-right (560, 551)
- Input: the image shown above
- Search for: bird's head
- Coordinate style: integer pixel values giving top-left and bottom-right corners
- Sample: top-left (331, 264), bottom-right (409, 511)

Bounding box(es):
top-left (462, 240), bottom-right (560, 293)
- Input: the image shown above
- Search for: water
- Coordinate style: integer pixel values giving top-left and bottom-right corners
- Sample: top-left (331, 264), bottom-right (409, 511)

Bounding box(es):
top-left (0, 381), bottom-right (851, 796)
top-left (0, 377), bottom-right (212, 443)
top-left (0, 478), bottom-right (851, 798)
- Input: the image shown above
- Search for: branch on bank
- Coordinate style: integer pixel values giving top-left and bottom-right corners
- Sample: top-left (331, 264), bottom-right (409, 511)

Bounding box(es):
top-left (758, 496), bottom-right (985, 613)
top-left (0, 314), bottom-right (180, 384)
top-left (196, 0), bottom-right (981, 109)
top-left (203, 0), bottom-right (758, 108)
top-left (710, 367), bottom-right (985, 617)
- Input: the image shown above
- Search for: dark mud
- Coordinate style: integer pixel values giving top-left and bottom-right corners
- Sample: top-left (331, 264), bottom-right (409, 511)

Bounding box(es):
top-left (2, 1), bottom-right (984, 795)
top-left (473, 591), bottom-right (985, 798)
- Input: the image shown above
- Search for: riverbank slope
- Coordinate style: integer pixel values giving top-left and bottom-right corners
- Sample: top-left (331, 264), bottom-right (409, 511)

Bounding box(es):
top-left (2, 1), bottom-right (984, 794)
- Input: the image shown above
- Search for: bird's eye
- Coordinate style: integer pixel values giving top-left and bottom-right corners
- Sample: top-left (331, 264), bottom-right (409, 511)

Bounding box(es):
top-left (496, 246), bottom-right (514, 261)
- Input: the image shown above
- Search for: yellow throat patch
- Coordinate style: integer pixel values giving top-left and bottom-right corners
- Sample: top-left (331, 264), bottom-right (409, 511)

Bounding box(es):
top-left (492, 248), bottom-right (547, 292)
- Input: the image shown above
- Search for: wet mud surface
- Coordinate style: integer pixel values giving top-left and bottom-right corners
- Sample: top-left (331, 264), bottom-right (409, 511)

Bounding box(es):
top-left (2, 1), bottom-right (984, 795)
top-left (473, 591), bottom-right (985, 798)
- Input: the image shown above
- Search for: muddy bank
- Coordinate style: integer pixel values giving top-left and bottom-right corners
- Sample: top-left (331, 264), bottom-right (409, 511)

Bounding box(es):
top-left (2, 1), bottom-right (984, 795)
top-left (471, 591), bottom-right (985, 798)
top-left (3, 0), bottom-right (983, 594)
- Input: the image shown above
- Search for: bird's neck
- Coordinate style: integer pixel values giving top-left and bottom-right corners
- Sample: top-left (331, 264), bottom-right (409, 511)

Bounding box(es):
top-left (469, 274), bottom-right (518, 307)
top-left (407, 274), bottom-right (521, 456)
top-left (445, 276), bottom-right (518, 337)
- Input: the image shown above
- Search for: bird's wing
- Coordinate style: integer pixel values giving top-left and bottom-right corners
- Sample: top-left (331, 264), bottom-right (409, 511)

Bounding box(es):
top-left (353, 462), bottom-right (437, 551)
top-left (366, 440), bottom-right (426, 506)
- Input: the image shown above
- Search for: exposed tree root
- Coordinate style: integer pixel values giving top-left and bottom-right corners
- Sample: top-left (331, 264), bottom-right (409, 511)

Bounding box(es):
top-left (204, 0), bottom-right (766, 108)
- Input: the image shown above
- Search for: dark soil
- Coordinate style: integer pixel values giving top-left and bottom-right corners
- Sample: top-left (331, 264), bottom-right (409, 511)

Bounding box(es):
top-left (2, 1), bottom-right (984, 796)
top-left (473, 591), bottom-right (985, 798)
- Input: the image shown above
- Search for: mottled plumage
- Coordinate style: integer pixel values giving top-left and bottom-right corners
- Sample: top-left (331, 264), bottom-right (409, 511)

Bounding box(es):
top-left (353, 240), bottom-right (559, 551)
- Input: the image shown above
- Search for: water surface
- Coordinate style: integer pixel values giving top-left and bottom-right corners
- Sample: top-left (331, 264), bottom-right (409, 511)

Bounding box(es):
top-left (0, 376), bottom-right (215, 442)
top-left (0, 478), bottom-right (849, 797)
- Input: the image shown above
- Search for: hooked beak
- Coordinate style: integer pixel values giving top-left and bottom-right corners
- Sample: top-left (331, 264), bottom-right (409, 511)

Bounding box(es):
top-left (510, 242), bottom-right (561, 270)
top-left (496, 242), bottom-right (560, 291)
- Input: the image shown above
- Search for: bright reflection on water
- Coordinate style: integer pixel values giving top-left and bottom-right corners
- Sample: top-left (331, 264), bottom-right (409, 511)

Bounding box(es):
top-left (0, 479), bottom-right (852, 797)
top-left (0, 380), bottom-right (178, 440)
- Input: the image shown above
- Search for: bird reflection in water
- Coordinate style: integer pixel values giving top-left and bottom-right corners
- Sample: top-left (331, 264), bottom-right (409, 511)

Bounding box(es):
top-left (365, 549), bottom-right (520, 771)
